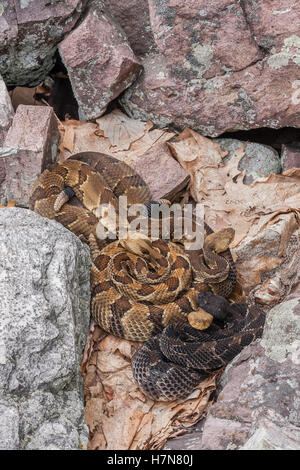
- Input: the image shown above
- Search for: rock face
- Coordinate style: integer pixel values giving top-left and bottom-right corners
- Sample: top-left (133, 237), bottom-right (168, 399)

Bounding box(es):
top-left (0, 208), bottom-right (91, 450)
top-left (2, 1), bottom-right (300, 134)
top-left (281, 143), bottom-right (300, 171)
top-left (59, 0), bottom-right (142, 120)
top-left (120, 0), bottom-right (300, 136)
top-left (0, 0), bottom-right (88, 87)
top-left (129, 142), bottom-right (190, 201)
top-left (0, 105), bottom-right (60, 206)
top-left (106, 0), bottom-right (158, 57)
top-left (148, 0), bottom-right (261, 77)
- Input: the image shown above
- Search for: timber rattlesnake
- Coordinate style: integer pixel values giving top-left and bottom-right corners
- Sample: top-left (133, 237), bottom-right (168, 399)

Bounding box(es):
top-left (29, 151), bottom-right (265, 401)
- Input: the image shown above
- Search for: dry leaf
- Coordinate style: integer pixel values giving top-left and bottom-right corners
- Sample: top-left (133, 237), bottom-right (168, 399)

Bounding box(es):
top-left (96, 109), bottom-right (149, 150)
top-left (57, 121), bottom-right (98, 161)
top-left (52, 121), bottom-right (300, 450)
top-left (57, 115), bottom-right (175, 169)
top-left (168, 128), bottom-right (228, 165)
top-left (169, 128), bottom-right (300, 242)
top-left (168, 129), bottom-right (229, 201)
top-left (9, 86), bottom-right (47, 110)
top-left (61, 125), bottom-right (74, 153)
top-left (169, 128), bottom-right (300, 296)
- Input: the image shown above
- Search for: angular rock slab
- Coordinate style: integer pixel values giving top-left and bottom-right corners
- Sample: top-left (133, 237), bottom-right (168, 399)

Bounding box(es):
top-left (106, 0), bottom-right (158, 57)
top-left (59, 0), bottom-right (142, 120)
top-left (214, 138), bottom-right (281, 184)
top-left (281, 143), bottom-right (300, 171)
top-left (242, 0), bottom-right (300, 51)
top-left (148, 0), bottom-right (262, 80)
top-left (0, 208), bottom-right (91, 450)
top-left (121, 1), bottom-right (300, 136)
top-left (0, 105), bottom-right (60, 206)
top-left (0, 0), bottom-right (88, 87)
top-left (123, 143), bottom-right (190, 201)
top-left (199, 299), bottom-right (300, 450)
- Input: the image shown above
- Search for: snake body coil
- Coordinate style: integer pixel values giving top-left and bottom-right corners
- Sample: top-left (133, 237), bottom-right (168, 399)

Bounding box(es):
top-left (29, 152), bottom-right (265, 401)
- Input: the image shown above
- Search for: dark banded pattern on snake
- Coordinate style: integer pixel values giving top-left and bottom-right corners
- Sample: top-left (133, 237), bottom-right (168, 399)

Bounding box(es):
top-left (29, 151), bottom-right (266, 400)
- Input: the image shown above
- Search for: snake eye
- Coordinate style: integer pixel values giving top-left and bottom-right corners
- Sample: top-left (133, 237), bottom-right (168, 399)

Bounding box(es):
top-left (197, 291), bottom-right (212, 306)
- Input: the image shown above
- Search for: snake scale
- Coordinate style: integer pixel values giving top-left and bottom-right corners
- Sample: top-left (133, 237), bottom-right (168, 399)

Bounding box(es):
top-left (29, 151), bottom-right (266, 401)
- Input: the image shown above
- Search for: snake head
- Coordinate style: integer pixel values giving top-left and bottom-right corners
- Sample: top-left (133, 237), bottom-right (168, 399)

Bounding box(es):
top-left (204, 227), bottom-right (235, 253)
top-left (197, 291), bottom-right (230, 321)
top-left (188, 309), bottom-right (214, 330)
top-left (119, 236), bottom-right (162, 265)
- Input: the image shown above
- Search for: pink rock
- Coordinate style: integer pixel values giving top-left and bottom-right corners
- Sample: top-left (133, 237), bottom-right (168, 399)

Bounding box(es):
top-left (148, 0), bottom-right (261, 80)
top-left (121, 0), bottom-right (300, 136)
top-left (4, 105), bottom-right (58, 155)
top-left (59, 1), bottom-right (142, 120)
top-left (1, 105), bottom-right (59, 205)
top-left (106, 0), bottom-right (157, 57)
top-left (127, 143), bottom-right (190, 201)
top-left (0, 1), bottom-right (18, 47)
top-left (200, 415), bottom-right (250, 450)
top-left (243, 0), bottom-right (300, 51)
top-left (281, 143), bottom-right (300, 171)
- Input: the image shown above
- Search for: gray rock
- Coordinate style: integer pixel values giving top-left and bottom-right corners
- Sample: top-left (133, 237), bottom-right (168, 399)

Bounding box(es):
top-left (0, 208), bottom-right (91, 450)
top-left (214, 138), bottom-right (281, 184)
top-left (0, 75), bottom-right (14, 184)
top-left (241, 416), bottom-right (300, 450)
top-left (0, 403), bottom-right (20, 450)
top-left (0, 75), bottom-right (14, 145)
top-left (0, 1), bottom-right (88, 87)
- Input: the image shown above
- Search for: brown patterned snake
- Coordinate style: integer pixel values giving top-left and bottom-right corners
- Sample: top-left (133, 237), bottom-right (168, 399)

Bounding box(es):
top-left (29, 151), bottom-right (265, 401)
